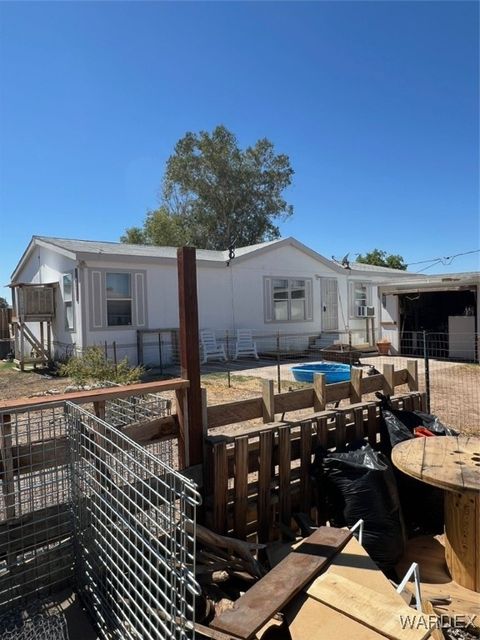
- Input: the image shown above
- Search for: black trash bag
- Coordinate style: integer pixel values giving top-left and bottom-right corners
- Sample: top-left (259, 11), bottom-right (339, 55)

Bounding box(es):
top-left (312, 443), bottom-right (406, 576)
top-left (376, 393), bottom-right (458, 455)
top-left (375, 393), bottom-right (449, 535)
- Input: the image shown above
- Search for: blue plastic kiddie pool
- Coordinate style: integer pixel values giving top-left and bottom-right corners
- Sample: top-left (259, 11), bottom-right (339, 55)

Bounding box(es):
top-left (291, 362), bottom-right (352, 384)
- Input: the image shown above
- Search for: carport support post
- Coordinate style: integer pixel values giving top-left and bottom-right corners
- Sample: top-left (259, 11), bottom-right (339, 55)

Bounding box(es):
top-left (177, 247), bottom-right (203, 469)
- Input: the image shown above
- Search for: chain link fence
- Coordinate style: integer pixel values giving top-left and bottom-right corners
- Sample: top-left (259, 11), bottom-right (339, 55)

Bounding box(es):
top-left (47, 327), bottom-right (479, 434)
top-left (136, 328), bottom-right (476, 434)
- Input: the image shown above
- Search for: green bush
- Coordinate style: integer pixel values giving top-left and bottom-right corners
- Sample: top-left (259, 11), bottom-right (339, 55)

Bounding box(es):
top-left (59, 346), bottom-right (144, 386)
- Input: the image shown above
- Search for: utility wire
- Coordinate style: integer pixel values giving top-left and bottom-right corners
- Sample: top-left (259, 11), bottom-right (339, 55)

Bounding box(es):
top-left (406, 248), bottom-right (480, 267)
top-left (415, 260), bottom-right (443, 274)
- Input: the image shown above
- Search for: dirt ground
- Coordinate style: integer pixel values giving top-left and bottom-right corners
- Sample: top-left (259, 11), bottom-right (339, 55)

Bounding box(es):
top-left (0, 362), bottom-right (74, 400)
top-left (0, 357), bottom-right (478, 436)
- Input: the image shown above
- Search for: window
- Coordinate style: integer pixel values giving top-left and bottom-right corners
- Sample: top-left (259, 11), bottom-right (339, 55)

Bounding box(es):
top-left (106, 273), bottom-right (132, 326)
top-left (269, 278), bottom-right (309, 322)
top-left (63, 273), bottom-right (74, 331)
top-left (350, 281), bottom-right (372, 317)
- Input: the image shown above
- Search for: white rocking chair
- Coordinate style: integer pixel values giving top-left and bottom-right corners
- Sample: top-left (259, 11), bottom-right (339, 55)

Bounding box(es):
top-left (200, 329), bottom-right (227, 364)
top-left (233, 329), bottom-right (259, 360)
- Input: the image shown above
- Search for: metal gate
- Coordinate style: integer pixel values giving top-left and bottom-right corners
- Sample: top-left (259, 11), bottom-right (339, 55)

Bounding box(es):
top-left (65, 402), bottom-right (201, 640)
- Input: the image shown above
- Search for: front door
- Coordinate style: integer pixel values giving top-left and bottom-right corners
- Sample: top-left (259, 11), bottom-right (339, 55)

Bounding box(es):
top-left (321, 278), bottom-right (339, 331)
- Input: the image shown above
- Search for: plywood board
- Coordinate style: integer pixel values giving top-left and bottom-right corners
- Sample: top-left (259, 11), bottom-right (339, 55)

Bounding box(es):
top-left (286, 537), bottom-right (409, 640)
top-left (307, 572), bottom-right (430, 640)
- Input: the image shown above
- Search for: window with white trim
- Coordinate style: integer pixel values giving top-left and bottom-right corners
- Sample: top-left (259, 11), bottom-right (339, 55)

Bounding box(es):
top-left (349, 281), bottom-right (372, 317)
top-left (106, 273), bottom-right (132, 326)
top-left (269, 278), bottom-right (310, 322)
top-left (63, 273), bottom-right (74, 331)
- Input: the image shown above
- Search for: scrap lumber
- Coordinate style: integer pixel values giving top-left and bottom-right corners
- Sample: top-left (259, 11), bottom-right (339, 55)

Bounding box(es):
top-left (307, 572), bottom-right (430, 640)
top-left (421, 600), bottom-right (445, 640)
top-left (192, 523), bottom-right (266, 579)
top-left (210, 526), bottom-right (352, 640)
top-left (285, 537), bottom-right (419, 640)
top-left (195, 622), bottom-right (242, 640)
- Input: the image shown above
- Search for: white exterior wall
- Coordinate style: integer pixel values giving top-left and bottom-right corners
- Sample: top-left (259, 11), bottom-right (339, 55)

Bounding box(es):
top-left (12, 239), bottom-right (412, 365)
top-left (82, 245), bottom-right (345, 363)
top-left (83, 259), bottom-right (176, 366)
top-left (12, 245), bottom-right (80, 359)
top-left (230, 244), bottom-right (340, 351)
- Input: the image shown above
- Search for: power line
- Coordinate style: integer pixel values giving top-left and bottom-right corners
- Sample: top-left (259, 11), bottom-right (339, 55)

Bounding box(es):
top-left (406, 248), bottom-right (480, 267)
top-left (415, 260), bottom-right (443, 274)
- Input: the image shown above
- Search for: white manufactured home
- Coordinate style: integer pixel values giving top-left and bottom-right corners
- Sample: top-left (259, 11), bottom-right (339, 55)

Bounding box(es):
top-left (10, 236), bottom-right (421, 367)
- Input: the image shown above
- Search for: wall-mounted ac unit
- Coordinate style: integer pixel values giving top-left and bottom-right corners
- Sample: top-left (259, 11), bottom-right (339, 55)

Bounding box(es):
top-left (356, 305), bottom-right (375, 317)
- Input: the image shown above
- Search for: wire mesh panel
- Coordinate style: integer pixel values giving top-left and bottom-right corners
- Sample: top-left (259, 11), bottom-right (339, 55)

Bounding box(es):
top-left (104, 394), bottom-right (171, 429)
top-left (0, 601), bottom-right (69, 640)
top-left (104, 394), bottom-right (175, 468)
top-left (0, 405), bottom-right (73, 613)
top-left (65, 403), bottom-right (201, 640)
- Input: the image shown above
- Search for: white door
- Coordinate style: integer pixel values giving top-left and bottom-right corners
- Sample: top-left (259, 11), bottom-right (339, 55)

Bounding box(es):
top-left (321, 278), bottom-right (339, 331)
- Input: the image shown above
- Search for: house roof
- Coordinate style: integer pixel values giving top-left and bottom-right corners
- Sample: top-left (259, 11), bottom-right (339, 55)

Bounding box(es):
top-left (31, 235), bottom-right (329, 263)
top-left (12, 235), bottom-right (347, 278)
top-left (11, 234), bottom-right (416, 281)
top-left (33, 235), bottom-right (229, 261)
top-left (349, 261), bottom-right (413, 274)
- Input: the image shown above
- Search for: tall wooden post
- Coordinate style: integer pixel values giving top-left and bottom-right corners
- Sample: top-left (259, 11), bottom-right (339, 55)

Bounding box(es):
top-left (177, 247), bottom-right (203, 468)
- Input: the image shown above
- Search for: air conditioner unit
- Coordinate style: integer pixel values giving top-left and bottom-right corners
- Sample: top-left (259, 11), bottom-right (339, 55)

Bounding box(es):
top-left (356, 305), bottom-right (375, 317)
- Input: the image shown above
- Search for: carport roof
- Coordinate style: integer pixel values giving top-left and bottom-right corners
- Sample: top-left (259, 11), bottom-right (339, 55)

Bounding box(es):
top-left (378, 271), bottom-right (479, 294)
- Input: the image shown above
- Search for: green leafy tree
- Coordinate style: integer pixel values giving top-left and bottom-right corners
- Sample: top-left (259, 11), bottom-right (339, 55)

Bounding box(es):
top-left (356, 249), bottom-right (407, 271)
top-left (121, 206), bottom-right (189, 246)
top-left (122, 125), bottom-right (294, 249)
top-left (0, 297), bottom-right (9, 308)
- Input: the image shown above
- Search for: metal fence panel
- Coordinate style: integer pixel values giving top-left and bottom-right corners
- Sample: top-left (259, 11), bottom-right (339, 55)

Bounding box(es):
top-left (0, 405), bottom-right (73, 613)
top-left (104, 393), bottom-right (175, 468)
top-left (65, 403), bottom-right (200, 640)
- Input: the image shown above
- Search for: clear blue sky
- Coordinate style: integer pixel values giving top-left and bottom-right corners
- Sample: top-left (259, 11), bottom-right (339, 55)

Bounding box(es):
top-left (0, 1), bottom-right (478, 298)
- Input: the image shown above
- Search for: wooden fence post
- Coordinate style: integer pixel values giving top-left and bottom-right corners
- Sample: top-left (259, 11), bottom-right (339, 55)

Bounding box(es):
top-left (262, 379), bottom-right (275, 423)
top-left (201, 388), bottom-right (211, 494)
top-left (313, 373), bottom-right (326, 412)
top-left (407, 360), bottom-right (419, 391)
top-left (93, 401), bottom-right (106, 420)
top-left (350, 367), bottom-right (363, 404)
top-left (278, 427), bottom-right (291, 527)
top-left (234, 436), bottom-right (249, 539)
top-left (177, 247), bottom-right (203, 468)
top-left (213, 441), bottom-right (228, 534)
top-left (258, 430), bottom-right (273, 543)
top-left (382, 363), bottom-right (394, 397)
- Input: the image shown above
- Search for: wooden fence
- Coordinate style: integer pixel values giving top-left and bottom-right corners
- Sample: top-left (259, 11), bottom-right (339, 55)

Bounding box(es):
top-left (207, 391), bottom-right (426, 541)
top-left (206, 361), bottom-right (419, 428)
top-left (205, 361), bottom-right (423, 541)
